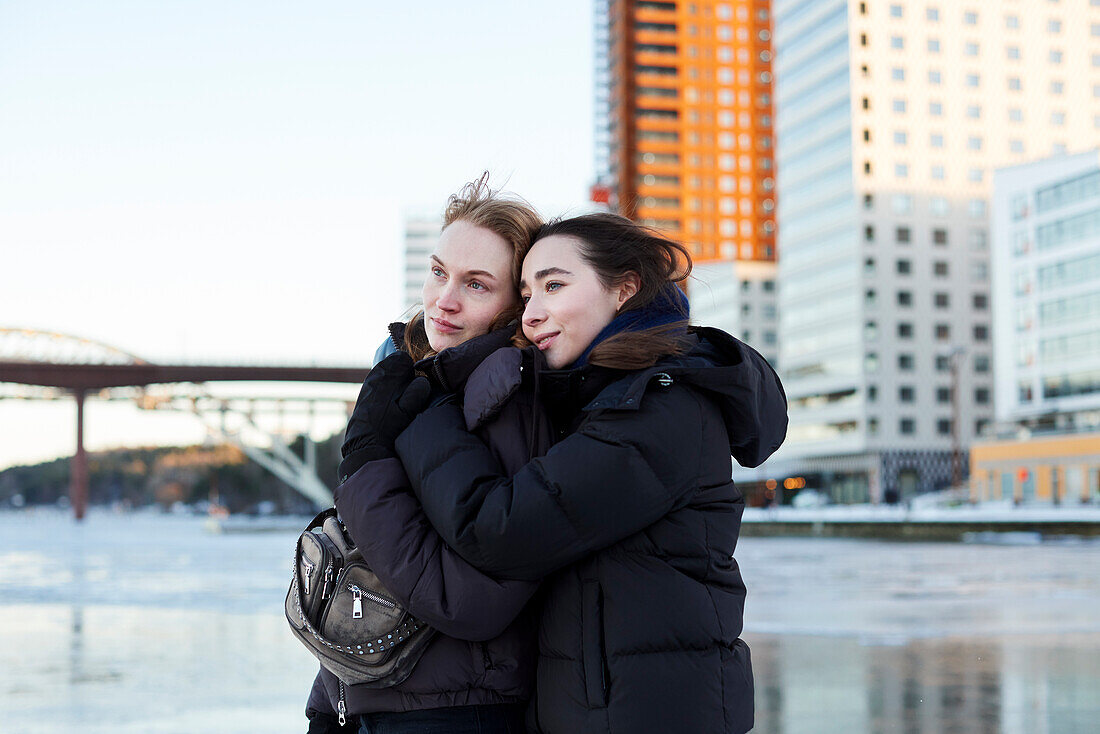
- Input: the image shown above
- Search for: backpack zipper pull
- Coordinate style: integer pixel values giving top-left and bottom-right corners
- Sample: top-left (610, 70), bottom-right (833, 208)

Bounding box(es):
top-left (338, 681), bottom-right (347, 726)
top-left (352, 586), bottom-right (363, 619)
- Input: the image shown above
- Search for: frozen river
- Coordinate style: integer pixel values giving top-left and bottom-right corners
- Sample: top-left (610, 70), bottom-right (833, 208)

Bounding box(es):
top-left (1, 510), bottom-right (1097, 733)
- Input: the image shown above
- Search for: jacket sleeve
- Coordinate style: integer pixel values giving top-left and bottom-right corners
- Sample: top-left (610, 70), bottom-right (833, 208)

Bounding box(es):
top-left (395, 385), bottom-right (707, 581)
top-left (334, 456), bottom-right (538, 641)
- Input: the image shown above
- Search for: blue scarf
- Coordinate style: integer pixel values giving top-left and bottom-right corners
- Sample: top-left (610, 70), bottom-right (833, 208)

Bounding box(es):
top-left (570, 283), bottom-right (690, 369)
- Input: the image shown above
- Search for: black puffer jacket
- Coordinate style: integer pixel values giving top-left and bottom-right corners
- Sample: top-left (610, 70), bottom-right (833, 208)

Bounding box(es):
top-left (395, 327), bottom-right (787, 734)
top-left (306, 325), bottom-right (540, 723)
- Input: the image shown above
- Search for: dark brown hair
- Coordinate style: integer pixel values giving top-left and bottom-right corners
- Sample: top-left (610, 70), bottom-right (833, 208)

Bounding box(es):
top-left (404, 173), bottom-right (542, 361)
top-left (529, 213), bottom-right (694, 370)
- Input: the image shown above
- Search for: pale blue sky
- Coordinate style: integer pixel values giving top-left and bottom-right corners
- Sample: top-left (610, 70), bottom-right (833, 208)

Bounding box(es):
top-left (0, 0), bottom-right (594, 469)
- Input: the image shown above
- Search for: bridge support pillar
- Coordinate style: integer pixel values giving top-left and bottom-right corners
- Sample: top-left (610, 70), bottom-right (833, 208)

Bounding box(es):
top-left (71, 389), bottom-right (88, 521)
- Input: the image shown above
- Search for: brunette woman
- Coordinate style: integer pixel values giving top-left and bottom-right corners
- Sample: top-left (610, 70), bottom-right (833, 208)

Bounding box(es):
top-left (304, 175), bottom-right (541, 734)
top-left (389, 214), bottom-right (788, 733)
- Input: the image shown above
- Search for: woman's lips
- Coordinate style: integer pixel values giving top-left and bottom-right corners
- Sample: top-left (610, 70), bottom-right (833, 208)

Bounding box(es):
top-left (534, 332), bottom-right (559, 351)
top-left (430, 317), bottom-right (461, 335)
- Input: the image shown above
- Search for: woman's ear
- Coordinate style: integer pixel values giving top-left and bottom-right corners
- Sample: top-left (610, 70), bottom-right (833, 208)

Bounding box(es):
top-left (616, 272), bottom-right (640, 309)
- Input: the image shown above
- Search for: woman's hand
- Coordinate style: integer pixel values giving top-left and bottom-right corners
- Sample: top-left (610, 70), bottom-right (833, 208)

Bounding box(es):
top-left (338, 351), bottom-right (430, 483)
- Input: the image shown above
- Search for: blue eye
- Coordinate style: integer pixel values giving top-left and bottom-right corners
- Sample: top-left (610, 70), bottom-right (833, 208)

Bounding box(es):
top-left (521, 294), bottom-right (531, 304)
top-left (546, 281), bottom-right (563, 292)
top-left (469, 281), bottom-right (486, 291)
top-left (432, 266), bottom-right (445, 278)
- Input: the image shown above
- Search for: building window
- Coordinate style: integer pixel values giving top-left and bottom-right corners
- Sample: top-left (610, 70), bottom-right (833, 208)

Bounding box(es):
top-left (968, 168), bottom-right (984, 183)
top-left (1052, 111), bottom-right (1066, 126)
top-left (927, 7), bottom-right (939, 21)
top-left (897, 226), bottom-right (911, 243)
top-left (1048, 19), bottom-right (1062, 33)
top-left (868, 384), bottom-right (878, 402)
top-left (975, 387), bottom-right (991, 405)
top-left (890, 4), bottom-right (903, 17)
top-left (1050, 49), bottom-right (1064, 64)
top-left (899, 354), bottom-right (915, 370)
top-left (934, 261), bottom-right (949, 277)
top-left (974, 324), bottom-right (989, 341)
top-left (966, 105), bottom-right (982, 119)
top-left (965, 42), bottom-right (979, 57)
top-left (897, 259), bottom-right (912, 275)
top-left (974, 355), bottom-right (990, 373)
top-left (929, 70), bottom-right (942, 84)
top-left (900, 418), bottom-right (916, 435)
top-left (935, 323), bottom-right (951, 340)
top-left (969, 199), bottom-right (987, 218)
top-left (1010, 139), bottom-right (1024, 153)
top-left (964, 11), bottom-right (978, 25)
top-left (892, 67), bottom-right (906, 81)
top-left (893, 98), bottom-right (907, 113)
top-left (865, 352), bottom-right (879, 372)
top-left (1051, 80), bottom-right (1064, 95)
top-left (973, 293), bottom-right (989, 310)
top-left (930, 101), bottom-right (943, 116)
top-left (864, 193), bottom-right (875, 210)
top-left (865, 289), bottom-right (877, 306)
top-left (898, 322), bottom-right (914, 338)
top-left (969, 230), bottom-right (988, 250)
top-left (865, 225), bottom-right (875, 242)
top-left (897, 291), bottom-right (913, 307)
top-left (864, 257), bottom-right (876, 275)
top-left (928, 38), bottom-right (941, 53)
top-left (899, 386), bottom-right (915, 402)
top-left (936, 355), bottom-right (951, 372)
top-left (937, 419), bottom-right (952, 436)
top-left (937, 387), bottom-right (952, 404)
top-left (895, 163), bottom-right (909, 178)
top-left (1006, 15), bottom-right (1019, 29)
top-left (931, 133), bottom-right (944, 148)
top-left (1008, 76), bottom-right (1021, 90)
top-left (1010, 108), bottom-right (1024, 122)
top-left (891, 35), bottom-right (905, 50)
top-left (935, 292), bottom-right (950, 308)
top-left (968, 136), bottom-right (982, 151)
top-left (932, 165), bottom-right (945, 180)
top-left (933, 228), bottom-right (948, 245)
top-left (931, 197), bottom-right (949, 216)
top-left (892, 194), bottom-right (912, 214)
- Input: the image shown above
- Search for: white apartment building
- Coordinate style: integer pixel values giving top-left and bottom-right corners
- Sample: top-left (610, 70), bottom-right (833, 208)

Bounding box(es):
top-left (402, 214), bottom-right (441, 313)
top-left (769, 0), bottom-right (1100, 502)
top-left (689, 260), bottom-right (779, 368)
top-left (992, 150), bottom-right (1100, 429)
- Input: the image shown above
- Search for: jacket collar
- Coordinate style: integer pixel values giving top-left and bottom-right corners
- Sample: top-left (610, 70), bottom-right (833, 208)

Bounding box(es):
top-left (388, 320), bottom-right (517, 394)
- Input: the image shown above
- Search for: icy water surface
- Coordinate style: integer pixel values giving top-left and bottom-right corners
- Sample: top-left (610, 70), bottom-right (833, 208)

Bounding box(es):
top-left (1, 511), bottom-right (1098, 733)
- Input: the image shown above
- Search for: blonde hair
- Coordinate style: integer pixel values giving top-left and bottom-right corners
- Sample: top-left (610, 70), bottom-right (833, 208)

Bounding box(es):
top-left (405, 173), bottom-right (543, 361)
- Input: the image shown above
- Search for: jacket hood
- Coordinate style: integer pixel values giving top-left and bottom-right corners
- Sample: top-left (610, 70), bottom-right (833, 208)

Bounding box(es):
top-left (580, 326), bottom-right (787, 468)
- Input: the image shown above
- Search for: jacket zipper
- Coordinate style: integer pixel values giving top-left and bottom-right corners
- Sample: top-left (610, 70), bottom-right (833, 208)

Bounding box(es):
top-left (301, 558), bottom-right (315, 595)
top-left (338, 680), bottom-right (347, 726)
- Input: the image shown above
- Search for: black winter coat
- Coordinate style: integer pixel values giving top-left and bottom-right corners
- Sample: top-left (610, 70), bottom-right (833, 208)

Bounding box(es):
top-left (306, 326), bottom-right (540, 721)
top-left (395, 327), bottom-right (787, 734)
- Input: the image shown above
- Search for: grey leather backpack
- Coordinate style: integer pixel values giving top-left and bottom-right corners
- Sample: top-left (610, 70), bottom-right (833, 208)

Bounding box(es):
top-left (285, 508), bottom-right (436, 687)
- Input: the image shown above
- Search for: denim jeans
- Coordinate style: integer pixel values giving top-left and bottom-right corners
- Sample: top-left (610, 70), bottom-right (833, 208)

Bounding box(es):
top-left (356, 703), bottom-right (525, 734)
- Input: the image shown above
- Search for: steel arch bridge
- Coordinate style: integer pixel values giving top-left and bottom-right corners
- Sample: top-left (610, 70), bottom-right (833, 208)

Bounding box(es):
top-left (0, 328), bottom-right (367, 519)
top-left (0, 327), bottom-right (147, 365)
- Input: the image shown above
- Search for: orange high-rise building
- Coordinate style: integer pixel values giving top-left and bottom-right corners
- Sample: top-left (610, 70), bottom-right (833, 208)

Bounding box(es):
top-left (594, 0), bottom-right (775, 263)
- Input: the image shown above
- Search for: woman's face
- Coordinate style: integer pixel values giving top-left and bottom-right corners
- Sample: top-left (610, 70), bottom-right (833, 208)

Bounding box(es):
top-left (422, 220), bottom-right (517, 352)
top-left (520, 235), bottom-right (634, 369)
